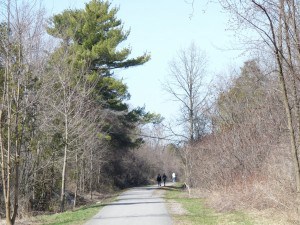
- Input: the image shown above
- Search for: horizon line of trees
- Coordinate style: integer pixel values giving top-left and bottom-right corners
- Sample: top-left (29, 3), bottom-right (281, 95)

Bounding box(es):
top-left (2, 0), bottom-right (300, 223)
top-left (0, 0), bottom-right (164, 224)
top-left (161, 0), bottom-right (300, 219)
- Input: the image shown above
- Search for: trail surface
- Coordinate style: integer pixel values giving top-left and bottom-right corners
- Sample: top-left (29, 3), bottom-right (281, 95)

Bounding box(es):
top-left (85, 185), bottom-right (172, 225)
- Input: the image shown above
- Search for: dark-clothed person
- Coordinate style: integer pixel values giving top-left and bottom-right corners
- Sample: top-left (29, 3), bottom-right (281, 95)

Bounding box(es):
top-left (162, 173), bottom-right (167, 186)
top-left (157, 174), bottom-right (162, 186)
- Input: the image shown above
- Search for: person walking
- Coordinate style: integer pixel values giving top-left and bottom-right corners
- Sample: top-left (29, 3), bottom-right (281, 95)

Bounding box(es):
top-left (156, 174), bottom-right (162, 186)
top-left (162, 173), bottom-right (167, 186)
top-left (172, 172), bottom-right (176, 182)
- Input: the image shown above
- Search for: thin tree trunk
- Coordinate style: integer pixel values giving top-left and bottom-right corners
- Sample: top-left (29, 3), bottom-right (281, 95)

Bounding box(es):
top-left (98, 166), bottom-right (101, 186)
top-left (277, 0), bottom-right (300, 191)
top-left (5, 74), bottom-right (12, 225)
top-left (90, 148), bottom-right (93, 200)
top-left (60, 113), bottom-right (68, 212)
top-left (12, 80), bottom-right (20, 224)
top-left (73, 149), bottom-right (78, 209)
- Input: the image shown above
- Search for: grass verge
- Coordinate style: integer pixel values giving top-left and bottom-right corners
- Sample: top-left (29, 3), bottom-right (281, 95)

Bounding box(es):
top-left (31, 196), bottom-right (116, 225)
top-left (164, 184), bottom-right (253, 225)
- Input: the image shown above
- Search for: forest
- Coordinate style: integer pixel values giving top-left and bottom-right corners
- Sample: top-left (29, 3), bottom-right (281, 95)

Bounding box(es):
top-left (1, 0), bottom-right (300, 224)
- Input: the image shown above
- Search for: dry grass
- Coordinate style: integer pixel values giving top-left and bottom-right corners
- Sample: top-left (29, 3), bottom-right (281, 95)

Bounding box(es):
top-left (167, 200), bottom-right (189, 216)
top-left (193, 183), bottom-right (300, 225)
top-left (247, 209), bottom-right (300, 225)
top-left (187, 130), bottom-right (300, 224)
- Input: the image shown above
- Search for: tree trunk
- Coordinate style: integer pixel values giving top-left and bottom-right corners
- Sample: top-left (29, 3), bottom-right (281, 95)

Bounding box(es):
top-left (277, 0), bottom-right (300, 192)
top-left (73, 149), bottom-right (78, 209)
top-left (60, 113), bottom-right (68, 212)
top-left (1, 110), bottom-right (12, 225)
top-left (90, 148), bottom-right (93, 200)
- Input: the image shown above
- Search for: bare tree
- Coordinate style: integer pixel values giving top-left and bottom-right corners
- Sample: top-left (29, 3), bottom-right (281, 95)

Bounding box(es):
top-left (219, 0), bottom-right (300, 193)
top-left (40, 47), bottom-right (100, 211)
top-left (164, 42), bottom-right (210, 143)
top-left (163, 42), bottom-right (210, 187)
top-left (0, 0), bottom-right (47, 223)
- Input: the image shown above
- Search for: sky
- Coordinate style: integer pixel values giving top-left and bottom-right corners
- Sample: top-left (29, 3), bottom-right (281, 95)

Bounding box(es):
top-left (44, 0), bottom-right (245, 121)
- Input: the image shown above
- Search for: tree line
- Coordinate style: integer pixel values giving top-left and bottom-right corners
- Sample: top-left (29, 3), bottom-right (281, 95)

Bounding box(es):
top-left (0, 1), bottom-right (164, 224)
top-left (2, 0), bottom-right (300, 224)
top-left (162, 0), bottom-right (300, 220)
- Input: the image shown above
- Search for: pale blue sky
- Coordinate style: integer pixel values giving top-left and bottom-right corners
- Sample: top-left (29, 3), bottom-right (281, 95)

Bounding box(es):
top-left (44, 0), bottom-right (245, 120)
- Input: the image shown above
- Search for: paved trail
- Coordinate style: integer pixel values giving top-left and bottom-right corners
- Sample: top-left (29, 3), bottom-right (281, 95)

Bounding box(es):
top-left (85, 185), bottom-right (172, 225)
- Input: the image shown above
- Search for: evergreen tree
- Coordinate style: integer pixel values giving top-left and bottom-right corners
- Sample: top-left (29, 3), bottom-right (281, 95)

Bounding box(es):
top-left (46, 0), bottom-right (157, 194)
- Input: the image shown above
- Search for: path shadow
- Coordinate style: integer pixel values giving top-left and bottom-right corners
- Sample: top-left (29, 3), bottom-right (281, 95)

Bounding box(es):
top-left (101, 200), bottom-right (165, 207)
top-left (157, 185), bottom-right (184, 191)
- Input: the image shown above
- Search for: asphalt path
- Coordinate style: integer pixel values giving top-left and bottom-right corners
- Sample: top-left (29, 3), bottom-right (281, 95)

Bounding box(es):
top-left (85, 184), bottom-right (173, 225)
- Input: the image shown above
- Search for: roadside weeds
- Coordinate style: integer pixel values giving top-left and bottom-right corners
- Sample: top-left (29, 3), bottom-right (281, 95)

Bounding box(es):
top-left (163, 184), bottom-right (290, 225)
top-left (5, 192), bottom-right (120, 225)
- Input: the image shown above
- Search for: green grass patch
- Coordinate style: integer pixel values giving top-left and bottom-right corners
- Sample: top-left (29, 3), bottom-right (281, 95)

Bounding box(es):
top-left (33, 194), bottom-right (119, 225)
top-left (33, 203), bottom-right (103, 225)
top-left (164, 185), bottom-right (253, 225)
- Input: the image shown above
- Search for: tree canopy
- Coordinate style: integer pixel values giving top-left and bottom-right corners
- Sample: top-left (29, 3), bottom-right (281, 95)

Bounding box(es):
top-left (47, 0), bottom-right (150, 75)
